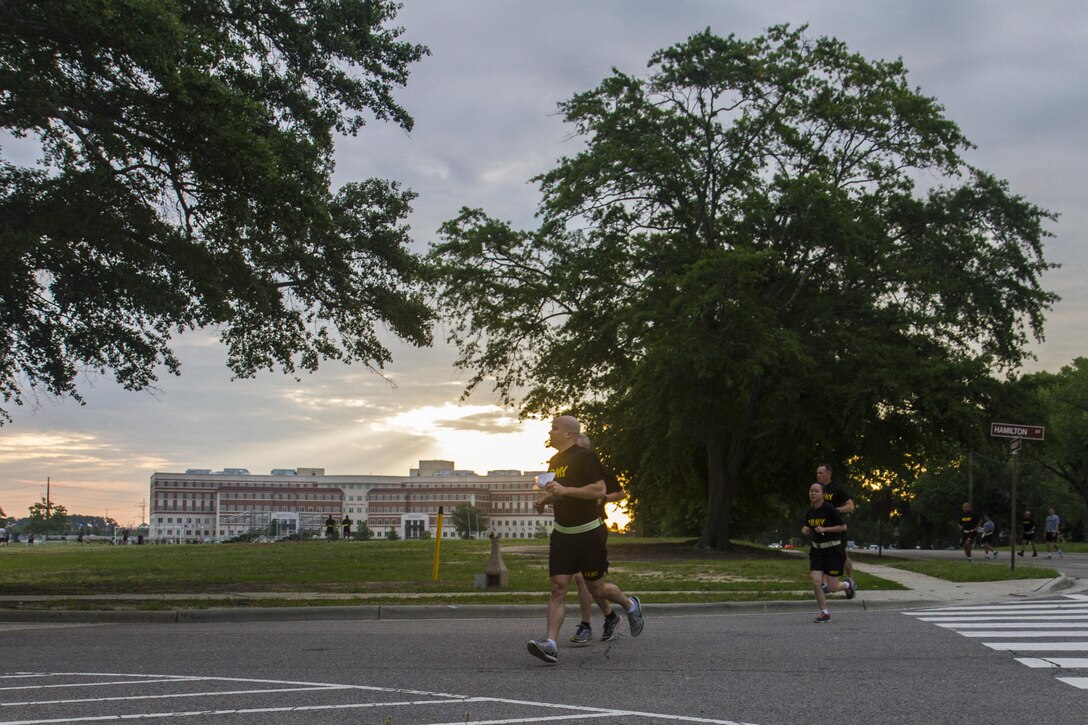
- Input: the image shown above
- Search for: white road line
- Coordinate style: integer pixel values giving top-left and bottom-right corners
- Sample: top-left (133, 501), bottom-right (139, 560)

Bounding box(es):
top-left (1016, 658), bottom-right (1088, 668)
top-left (0, 698), bottom-right (470, 725)
top-left (0, 674), bottom-right (757, 725)
top-left (906, 605), bottom-right (1088, 614)
top-left (935, 622), bottom-right (1088, 629)
top-left (0, 679), bottom-right (199, 692)
top-left (0, 698), bottom-right (755, 725)
top-left (953, 631), bottom-right (1088, 635)
top-left (16, 673), bottom-right (467, 700)
top-left (955, 631), bottom-right (1088, 638)
top-left (915, 615), bottom-right (1088, 622)
top-left (1056, 678), bottom-right (1088, 690)
top-left (1, 685), bottom-right (350, 707)
top-left (983, 642), bottom-right (1088, 651)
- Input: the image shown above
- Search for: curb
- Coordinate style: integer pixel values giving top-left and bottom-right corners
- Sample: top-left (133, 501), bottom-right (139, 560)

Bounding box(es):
top-left (0, 597), bottom-right (941, 624)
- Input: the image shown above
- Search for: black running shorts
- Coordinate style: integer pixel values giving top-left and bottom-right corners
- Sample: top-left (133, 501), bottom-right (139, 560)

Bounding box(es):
top-left (809, 546), bottom-right (845, 578)
top-left (549, 525), bottom-right (609, 580)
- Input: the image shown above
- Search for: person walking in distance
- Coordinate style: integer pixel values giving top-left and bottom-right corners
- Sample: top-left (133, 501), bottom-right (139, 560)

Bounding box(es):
top-left (528, 415), bottom-right (644, 664)
top-left (803, 482), bottom-right (855, 623)
top-left (958, 502), bottom-right (981, 562)
top-left (980, 515), bottom-right (997, 559)
top-left (341, 514), bottom-right (352, 541)
top-left (1019, 510), bottom-right (1038, 557)
top-left (815, 463), bottom-right (855, 582)
top-left (569, 433), bottom-right (627, 646)
top-left (1044, 507), bottom-right (1063, 559)
top-left (324, 514), bottom-right (336, 541)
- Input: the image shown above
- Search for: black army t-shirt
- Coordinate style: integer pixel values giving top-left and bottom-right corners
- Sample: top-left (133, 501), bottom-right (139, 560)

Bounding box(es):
top-left (548, 444), bottom-right (607, 528)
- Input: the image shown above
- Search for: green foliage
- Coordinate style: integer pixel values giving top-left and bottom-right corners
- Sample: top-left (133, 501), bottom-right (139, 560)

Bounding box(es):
top-left (385, 526), bottom-right (399, 540)
top-left (0, 0), bottom-right (434, 422)
top-left (449, 502), bottom-right (489, 539)
top-left (1001, 358), bottom-right (1088, 539)
top-left (430, 25), bottom-right (1056, 550)
top-left (26, 497), bottom-right (69, 534)
top-left (353, 521), bottom-right (373, 541)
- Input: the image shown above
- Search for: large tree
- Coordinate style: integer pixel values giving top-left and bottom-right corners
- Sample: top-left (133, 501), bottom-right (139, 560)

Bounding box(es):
top-left (429, 26), bottom-right (1055, 549)
top-left (0, 0), bottom-right (433, 423)
top-left (450, 501), bottom-right (489, 539)
top-left (1017, 358), bottom-right (1088, 534)
top-left (27, 497), bottom-right (69, 535)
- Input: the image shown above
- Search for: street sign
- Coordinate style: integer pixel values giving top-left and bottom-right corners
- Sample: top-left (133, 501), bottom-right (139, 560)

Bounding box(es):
top-left (990, 422), bottom-right (1045, 440)
top-left (1010, 437), bottom-right (1022, 454)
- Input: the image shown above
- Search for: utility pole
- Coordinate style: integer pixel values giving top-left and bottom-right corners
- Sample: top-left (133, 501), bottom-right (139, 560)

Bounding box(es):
top-left (46, 477), bottom-right (51, 517)
top-left (139, 499), bottom-right (146, 525)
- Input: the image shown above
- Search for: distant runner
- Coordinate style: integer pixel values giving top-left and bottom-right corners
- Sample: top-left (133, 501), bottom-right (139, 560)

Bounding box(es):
top-left (803, 482), bottom-right (855, 623)
top-left (958, 502), bottom-right (980, 563)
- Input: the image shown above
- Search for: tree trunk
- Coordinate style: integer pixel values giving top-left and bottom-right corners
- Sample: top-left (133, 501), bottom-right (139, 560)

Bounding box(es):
top-left (698, 378), bottom-right (762, 550)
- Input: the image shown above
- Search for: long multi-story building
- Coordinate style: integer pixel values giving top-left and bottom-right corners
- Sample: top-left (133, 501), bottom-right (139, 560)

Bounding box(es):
top-left (148, 460), bottom-right (552, 543)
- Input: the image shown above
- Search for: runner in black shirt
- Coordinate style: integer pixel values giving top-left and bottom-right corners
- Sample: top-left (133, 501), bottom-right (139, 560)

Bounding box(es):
top-left (958, 502), bottom-right (981, 562)
top-left (1019, 510), bottom-right (1038, 557)
top-left (816, 463), bottom-right (855, 581)
top-left (803, 482), bottom-right (855, 623)
top-left (527, 415), bottom-right (644, 664)
top-left (570, 434), bottom-right (627, 645)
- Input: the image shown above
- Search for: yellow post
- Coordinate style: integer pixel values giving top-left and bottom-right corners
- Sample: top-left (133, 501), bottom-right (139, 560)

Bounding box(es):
top-left (432, 506), bottom-right (444, 581)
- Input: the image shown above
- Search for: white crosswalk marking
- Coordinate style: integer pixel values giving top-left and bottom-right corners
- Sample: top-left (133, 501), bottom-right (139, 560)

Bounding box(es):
top-left (1017, 658), bottom-right (1088, 668)
top-left (905, 595), bottom-right (1088, 694)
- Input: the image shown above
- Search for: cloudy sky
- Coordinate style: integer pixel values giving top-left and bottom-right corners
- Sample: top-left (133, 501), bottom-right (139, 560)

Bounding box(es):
top-left (2, 1), bottom-right (1085, 524)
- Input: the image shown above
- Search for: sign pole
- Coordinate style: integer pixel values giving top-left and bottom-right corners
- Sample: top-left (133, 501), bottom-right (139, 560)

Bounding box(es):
top-left (1010, 439), bottom-right (1019, 572)
top-left (990, 423), bottom-right (1042, 573)
top-left (432, 506), bottom-right (444, 581)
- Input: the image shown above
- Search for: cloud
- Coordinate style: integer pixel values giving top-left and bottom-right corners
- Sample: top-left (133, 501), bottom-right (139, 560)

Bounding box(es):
top-left (433, 410), bottom-right (524, 435)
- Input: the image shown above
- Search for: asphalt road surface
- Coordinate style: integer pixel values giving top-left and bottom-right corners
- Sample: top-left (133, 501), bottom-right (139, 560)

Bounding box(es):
top-left (3, 595), bottom-right (1087, 724)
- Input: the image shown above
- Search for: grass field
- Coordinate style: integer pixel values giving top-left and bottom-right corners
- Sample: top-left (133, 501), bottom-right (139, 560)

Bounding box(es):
top-left (0, 538), bottom-right (1060, 609)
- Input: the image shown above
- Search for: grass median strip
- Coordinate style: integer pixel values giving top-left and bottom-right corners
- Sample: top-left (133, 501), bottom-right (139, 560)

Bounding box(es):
top-left (13, 537), bottom-right (1061, 611)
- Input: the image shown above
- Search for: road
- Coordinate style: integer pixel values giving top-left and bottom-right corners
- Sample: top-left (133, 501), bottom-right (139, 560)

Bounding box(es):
top-left (3, 596), bottom-right (1087, 724)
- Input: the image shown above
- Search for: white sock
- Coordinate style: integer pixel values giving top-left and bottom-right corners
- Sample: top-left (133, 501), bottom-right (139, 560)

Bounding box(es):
top-left (546, 639), bottom-right (556, 649)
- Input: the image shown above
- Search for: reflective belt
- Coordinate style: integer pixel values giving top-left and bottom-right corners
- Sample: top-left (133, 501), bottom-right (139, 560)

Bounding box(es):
top-left (812, 540), bottom-right (840, 549)
top-left (553, 518), bottom-right (602, 535)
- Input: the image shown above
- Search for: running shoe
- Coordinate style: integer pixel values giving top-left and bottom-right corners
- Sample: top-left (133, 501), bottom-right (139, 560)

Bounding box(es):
top-left (814, 612), bottom-right (831, 623)
top-left (820, 582), bottom-right (830, 595)
top-left (626, 595), bottom-right (645, 637)
top-left (569, 622), bottom-right (592, 645)
top-left (527, 639), bottom-right (558, 664)
top-left (843, 577), bottom-right (856, 600)
top-left (601, 611), bottom-right (620, 642)
top-left (1032, 552), bottom-right (1037, 557)
top-left (1046, 554), bottom-right (1052, 559)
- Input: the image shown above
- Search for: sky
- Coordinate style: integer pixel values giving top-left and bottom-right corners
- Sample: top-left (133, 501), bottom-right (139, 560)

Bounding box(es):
top-left (2, 1), bottom-right (1085, 524)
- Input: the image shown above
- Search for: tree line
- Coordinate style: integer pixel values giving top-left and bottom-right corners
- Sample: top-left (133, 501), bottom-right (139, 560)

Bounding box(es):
top-left (2, 5), bottom-right (1077, 550)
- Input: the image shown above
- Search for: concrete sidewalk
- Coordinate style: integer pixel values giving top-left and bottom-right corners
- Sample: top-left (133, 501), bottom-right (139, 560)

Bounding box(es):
top-left (848, 560), bottom-right (1083, 606)
top-left (0, 562), bottom-right (1083, 623)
